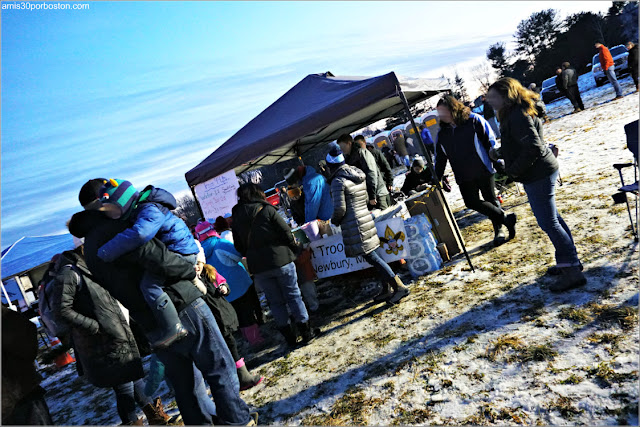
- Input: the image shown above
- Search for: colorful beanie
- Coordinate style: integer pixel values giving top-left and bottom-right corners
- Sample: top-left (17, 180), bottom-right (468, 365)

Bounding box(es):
top-left (326, 143), bottom-right (345, 166)
top-left (194, 220), bottom-right (219, 242)
top-left (99, 179), bottom-right (139, 217)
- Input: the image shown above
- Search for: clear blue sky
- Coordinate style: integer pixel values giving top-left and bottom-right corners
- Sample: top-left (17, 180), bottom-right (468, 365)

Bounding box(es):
top-left (1, 1), bottom-right (611, 249)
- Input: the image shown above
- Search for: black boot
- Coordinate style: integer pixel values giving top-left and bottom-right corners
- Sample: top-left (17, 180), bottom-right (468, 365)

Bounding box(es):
top-left (504, 213), bottom-right (517, 240)
top-left (297, 321), bottom-right (321, 344)
top-left (492, 220), bottom-right (507, 247)
top-left (148, 292), bottom-right (187, 349)
top-left (277, 324), bottom-right (298, 347)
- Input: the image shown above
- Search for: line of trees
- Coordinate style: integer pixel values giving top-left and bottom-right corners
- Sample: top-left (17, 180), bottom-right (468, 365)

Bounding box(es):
top-left (486, 1), bottom-right (638, 87)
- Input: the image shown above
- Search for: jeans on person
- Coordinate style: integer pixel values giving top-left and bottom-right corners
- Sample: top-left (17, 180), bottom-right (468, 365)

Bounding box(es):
top-left (363, 250), bottom-right (396, 281)
top-left (457, 175), bottom-right (506, 228)
top-left (253, 262), bottom-right (309, 328)
top-left (402, 155), bottom-right (411, 168)
top-left (523, 170), bottom-right (580, 266)
top-left (605, 65), bottom-right (623, 97)
top-left (155, 298), bottom-right (251, 426)
top-left (113, 378), bottom-right (151, 424)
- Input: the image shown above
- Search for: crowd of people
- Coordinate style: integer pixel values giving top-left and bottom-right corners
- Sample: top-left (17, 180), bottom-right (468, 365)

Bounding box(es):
top-left (15, 56), bottom-right (633, 422)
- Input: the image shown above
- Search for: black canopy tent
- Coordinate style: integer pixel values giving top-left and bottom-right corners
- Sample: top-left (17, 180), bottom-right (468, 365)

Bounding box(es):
top-left (185, 71), bottom-right (475, 270)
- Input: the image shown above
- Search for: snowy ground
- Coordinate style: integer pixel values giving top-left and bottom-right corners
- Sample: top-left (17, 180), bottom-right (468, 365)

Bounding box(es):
top-left (39, 74), bottom-right (638, 425)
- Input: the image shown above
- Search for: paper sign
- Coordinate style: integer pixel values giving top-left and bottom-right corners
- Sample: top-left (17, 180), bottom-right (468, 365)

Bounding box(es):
top-left (193, 170), bottom-right (240, 221)
top-left (309, 217), bottom-right (408, 279)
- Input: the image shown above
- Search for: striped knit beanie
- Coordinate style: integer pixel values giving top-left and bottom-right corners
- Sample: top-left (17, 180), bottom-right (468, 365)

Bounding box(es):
top-left (99, 179), bottom-right (139, 217)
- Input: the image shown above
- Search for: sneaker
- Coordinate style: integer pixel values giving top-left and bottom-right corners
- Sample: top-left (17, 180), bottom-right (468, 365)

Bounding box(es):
top-left (549, 266), bottom-right (587, 292)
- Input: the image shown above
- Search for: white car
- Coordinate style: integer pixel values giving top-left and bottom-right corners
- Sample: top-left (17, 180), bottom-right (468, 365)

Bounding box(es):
top-left (590, 45), bottom-right (629, 87)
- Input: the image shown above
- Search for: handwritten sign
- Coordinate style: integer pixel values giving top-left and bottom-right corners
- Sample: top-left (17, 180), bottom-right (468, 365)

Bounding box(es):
top-left (309, 217), bottom-right (408, 279)
top-left (193, 170), bottom-right (240, 221)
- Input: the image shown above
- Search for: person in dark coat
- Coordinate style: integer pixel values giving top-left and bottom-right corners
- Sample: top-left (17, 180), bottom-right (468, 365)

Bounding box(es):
top-left (50, 247), bottom-right (155, 425)
top-left (325, 144), bottom-right (410, 304)
top-left (487, 77), bottom-right (586, 292)
top-left (231, 183), bottom-right (317, 346)
top-left (626, 41), bottom-right (638, 91)
top-left (354, 135), bottom-right (393, 191)
top-left (2, 305), bottom-right (53, 425)
top-left (68, 210), bottom-right (255, 426)
top-left (561, 62), bottom-right (585, 112)
top-left (392, 132), bottom-right (410, 167)
top-left (555, 67), bottom-right (567, 98)
top-left (338, 133), bottom-right (391, 210)
top-left (435, 95), bottom-right (516, 247)
top-left (401, 157), bottom-right (434, 195)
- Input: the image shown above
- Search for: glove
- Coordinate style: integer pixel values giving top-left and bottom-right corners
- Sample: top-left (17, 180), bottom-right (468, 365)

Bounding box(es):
top-left (192, 277), bottom-right (207, 295)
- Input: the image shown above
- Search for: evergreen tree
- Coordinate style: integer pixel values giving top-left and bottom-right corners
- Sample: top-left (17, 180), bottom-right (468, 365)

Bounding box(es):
top-left (514, 9), bottom-right (562, 64)
top-left (487, 42), bottom-right (510, 77)
top-left (453, 72), bottom-right (470, 103)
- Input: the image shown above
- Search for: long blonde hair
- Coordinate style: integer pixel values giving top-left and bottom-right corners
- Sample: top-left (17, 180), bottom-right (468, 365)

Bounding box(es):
top-left (202, 264), bottom-right (219, 285)
top-left (488, 77), bottom-right (540, 121)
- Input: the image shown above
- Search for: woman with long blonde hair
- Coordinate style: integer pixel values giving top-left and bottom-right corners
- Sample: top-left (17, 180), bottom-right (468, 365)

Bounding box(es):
top-left (486, 77), bottom-right (586, 291)
top-left (434, 95), bottom-right (516, 247)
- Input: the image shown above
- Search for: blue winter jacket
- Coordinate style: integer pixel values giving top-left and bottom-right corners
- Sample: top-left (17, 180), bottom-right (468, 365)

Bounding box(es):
top-left (97, 186), bottom-right (199, 262)
top-left (421, 128), bottom-right (435, 147)
top-left (302, 166), bottom-right (333, 224)
top-left (200, 236), bottom-right (252, 303)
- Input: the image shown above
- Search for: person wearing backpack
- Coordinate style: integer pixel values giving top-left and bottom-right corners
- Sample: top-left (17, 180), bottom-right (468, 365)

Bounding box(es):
top-left (231, 183), bottom-right (318, 347)
top-left (435, 95), bottom-right (517, 247)
top-left (48, 247), bottom-right (170, 425)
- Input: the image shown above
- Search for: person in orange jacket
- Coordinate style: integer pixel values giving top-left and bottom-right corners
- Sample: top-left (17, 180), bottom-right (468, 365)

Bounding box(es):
top-left (595, 42), bottom-right (623, 99)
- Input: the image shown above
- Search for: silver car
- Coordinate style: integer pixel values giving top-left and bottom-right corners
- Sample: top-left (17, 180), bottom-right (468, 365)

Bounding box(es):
top-left (590, 45), bottom-right (629, 87)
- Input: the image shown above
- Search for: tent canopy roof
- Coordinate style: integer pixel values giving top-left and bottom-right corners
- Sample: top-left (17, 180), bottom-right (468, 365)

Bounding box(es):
top-left (1, 234), bottom-right (75, 280)
top-left (185, 71), bottom-right (449, 187)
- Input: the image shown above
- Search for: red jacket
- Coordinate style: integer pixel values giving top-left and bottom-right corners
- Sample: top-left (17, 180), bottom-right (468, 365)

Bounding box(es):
top-left (598, 45), bottom-right (615, 70)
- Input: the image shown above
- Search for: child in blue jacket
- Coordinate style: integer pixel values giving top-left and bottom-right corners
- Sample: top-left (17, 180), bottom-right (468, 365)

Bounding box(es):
top-left (84, 178), bottom-right (199, 349)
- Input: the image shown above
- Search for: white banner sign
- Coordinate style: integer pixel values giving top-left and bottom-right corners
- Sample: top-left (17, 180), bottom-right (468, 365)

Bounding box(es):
top-left (309, 217), bottom-right (408, 279)
top-left (193, 170), bottom-right (240, 221)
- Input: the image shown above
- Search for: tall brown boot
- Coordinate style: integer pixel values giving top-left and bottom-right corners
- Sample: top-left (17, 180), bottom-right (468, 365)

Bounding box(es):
top-left (142, 397), bottom-right (171, 425)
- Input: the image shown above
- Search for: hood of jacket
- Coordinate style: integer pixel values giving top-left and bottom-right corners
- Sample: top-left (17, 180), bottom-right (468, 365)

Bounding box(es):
top-left (235, 199), bottom-right (273, 219)
top-left (139, 186), bottom-right (177, 210)
top-left (333, 164), bottom-right (365, 184)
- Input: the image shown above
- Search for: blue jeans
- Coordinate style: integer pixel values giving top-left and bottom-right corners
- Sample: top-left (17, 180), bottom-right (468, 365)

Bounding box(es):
top-left (523, 170), bottom-right (580, 266)
top-left (363, 250), bottom-right (396, 281)
top-left (254, 262), bottom-right (309, 327)
top-left (155, 298), bottom-right (251, 425)
top-left (605, 65), bottom-right (623, 97)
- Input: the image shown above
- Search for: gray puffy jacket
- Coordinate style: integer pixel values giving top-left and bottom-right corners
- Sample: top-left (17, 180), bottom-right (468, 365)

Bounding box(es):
top-left (330, 165), bottom-right (380, 257)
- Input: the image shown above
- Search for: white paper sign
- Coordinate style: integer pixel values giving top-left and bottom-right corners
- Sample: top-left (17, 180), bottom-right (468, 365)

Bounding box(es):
top-left (193, 170), bottom-right (240, 221)
top-left (309, 217), bottom-right (408, 279)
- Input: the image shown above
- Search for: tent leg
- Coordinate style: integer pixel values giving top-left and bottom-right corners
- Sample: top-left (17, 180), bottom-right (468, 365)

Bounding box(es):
top-left (397, 88), bottom-right (475, 272)
top-left (190, 186), bottom-right (205, 220)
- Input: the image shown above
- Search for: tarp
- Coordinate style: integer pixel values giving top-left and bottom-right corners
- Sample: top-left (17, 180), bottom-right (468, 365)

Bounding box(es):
top-left (1, 234), bottom-right (75, 280)
top-left (185, 71), bottom-right (449, 187)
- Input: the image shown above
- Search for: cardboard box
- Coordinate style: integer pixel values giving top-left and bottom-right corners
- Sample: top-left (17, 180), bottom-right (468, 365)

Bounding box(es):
top-left (404, 187), bottom-right (465, 257)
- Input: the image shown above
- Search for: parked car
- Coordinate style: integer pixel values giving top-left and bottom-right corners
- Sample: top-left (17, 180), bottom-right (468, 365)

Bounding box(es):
top-left (589, 45), bottom-right (629, 87)
top-left (540, 76), bottom-right (565, 104)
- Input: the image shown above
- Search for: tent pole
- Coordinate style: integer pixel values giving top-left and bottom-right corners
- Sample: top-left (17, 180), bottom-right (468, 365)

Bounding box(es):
top-left (397, 88), bottom-right (475, 272)
top-left (190, 186), bottom-right (205, 220)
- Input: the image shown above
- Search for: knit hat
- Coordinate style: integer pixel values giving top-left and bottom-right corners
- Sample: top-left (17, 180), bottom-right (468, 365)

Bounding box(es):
top-left (214, 216), bottom-right (230, 232)
top-left (194, 220), bottom-right (219, 242)
top-left (99, 179), bottom-right (139, 218)
top-left (412, 157), bottom-right (425, 169)
top-left (326, 144), bottom-right (345, 166)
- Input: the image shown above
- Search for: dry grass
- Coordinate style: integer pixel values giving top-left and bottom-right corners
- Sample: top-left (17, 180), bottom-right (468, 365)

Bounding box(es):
top-left (485, 334), bottom-right (525, 362)
top-left (547, 395), bottom-right (583, 418)
top-left (391, 407), bottom-right (433, 425)
top-left (300, 386), bottom-right (384, 426)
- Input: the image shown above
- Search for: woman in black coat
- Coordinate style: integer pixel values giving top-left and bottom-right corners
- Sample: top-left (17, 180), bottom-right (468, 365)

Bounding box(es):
top-left (51, 248), bottom-right (151, 425)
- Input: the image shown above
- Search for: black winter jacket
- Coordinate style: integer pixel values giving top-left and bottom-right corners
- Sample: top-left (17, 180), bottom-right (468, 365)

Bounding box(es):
top-left (555, 74), bottom-right (566, 92)
top-left (628, 45), bottom-right (638, 71)
top-left (497, 108), bottom-right (558, 183)
top-left (68, 210), bottom-right (200, 334)
top-left (53, 251), bottom-right (144, 388)
top-left (232, 200), bottom-right (298, 274)
top-left (401, 168), bottom-right (434, 195)
top-left (368, 147), bottom-right (394, 188)
top-left (201, 274), bottom-right (239, 336)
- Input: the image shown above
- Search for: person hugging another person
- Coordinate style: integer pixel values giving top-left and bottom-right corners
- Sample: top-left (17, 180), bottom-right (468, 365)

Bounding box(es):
top-left (435, 95), bottom-right (517, 247)
top-left (486, 77), bottom-right (587, 291)
top-left (325, 144), bottom-right (410, 304)
top-left (78, 178), bottom-right (201, 349)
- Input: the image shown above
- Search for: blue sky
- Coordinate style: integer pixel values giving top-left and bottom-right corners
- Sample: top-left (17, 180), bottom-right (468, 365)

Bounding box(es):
top-left (1, 1), bottom-right (611, 249)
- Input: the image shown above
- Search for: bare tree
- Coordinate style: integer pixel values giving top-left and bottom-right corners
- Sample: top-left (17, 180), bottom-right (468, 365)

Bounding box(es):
top-left (175, 194), bottom-right (201, 226)
top-left (470, 61), bottom-right (496, 95)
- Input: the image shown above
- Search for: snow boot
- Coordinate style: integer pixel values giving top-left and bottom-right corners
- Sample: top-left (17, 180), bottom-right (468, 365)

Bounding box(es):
top-left (236, 358), bottom-right (264, 391)
top-left (142, 397), bottom-right (171, 425)
top-left (549, 266), bottom-right (587, 292)
top-left (373, 281), bottom-right (393, 302)
top-left (297, 321), bottom-right (321, 344)
top-left (148, 292), bottom-right (188, 349)
top-left (547, 262), bottom-right (583, 276)
top-left (504, 213), bottom-right (517, 241)
top-left (277, 324), bottom-right (298, 347)
top-left (240, 324), bottom-right (265, 346)
top-left (388, 276), bottom-right (410, 304)
top-left (492, 221), bottom-right (507, 247)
